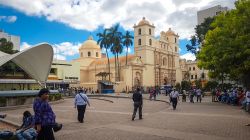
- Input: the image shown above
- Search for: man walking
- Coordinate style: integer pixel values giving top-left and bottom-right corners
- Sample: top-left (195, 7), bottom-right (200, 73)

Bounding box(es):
top-left (196, 88), bottom-right (202, 103)
top-left (74, 89), bottom-right (90, 123)
top-left (132, 88), bottom-right (143, 121)
top-left (170, 88), bottom-right (179, 110)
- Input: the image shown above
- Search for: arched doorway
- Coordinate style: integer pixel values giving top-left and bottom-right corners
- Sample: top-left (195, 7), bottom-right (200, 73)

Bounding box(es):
top-left (134, 72), bottom-right (142, 87)
top-left (164, 77), bottom-right (168, 85)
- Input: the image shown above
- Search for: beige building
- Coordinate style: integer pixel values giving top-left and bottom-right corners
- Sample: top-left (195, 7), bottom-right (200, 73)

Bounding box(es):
top-left (180, 60), bottom-right (209, 83)
top-left (73, 17), bottom-right (206, 92)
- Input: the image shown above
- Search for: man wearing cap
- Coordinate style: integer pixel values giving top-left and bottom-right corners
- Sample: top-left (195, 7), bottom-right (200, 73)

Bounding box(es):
top-left (33, 88), bottom-right (56, 140)
top-left (74, 89), bottom-right (90, 123)
top-left (170, 88), bottom-right (179, 110)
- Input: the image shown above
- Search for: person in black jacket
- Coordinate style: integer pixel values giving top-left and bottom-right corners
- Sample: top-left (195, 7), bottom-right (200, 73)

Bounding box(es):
top-left (132, 88), bottom-right (143, 121)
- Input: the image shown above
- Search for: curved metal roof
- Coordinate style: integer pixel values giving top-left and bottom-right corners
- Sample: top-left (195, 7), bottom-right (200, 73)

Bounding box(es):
top-left (0, 43), bottom-right (53, 83)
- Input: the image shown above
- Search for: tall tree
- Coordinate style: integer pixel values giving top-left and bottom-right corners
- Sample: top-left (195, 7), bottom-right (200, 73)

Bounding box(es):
top-left (108, 24), bottom-right (123, 81)
top-left (122, 31), bottom-right (133, 66)
top-left (97, 29), bottom-right (111, 81)
top-left (186, 17), bottom-right (215, 55)
top-left (197, 0), bottom-right (250, 87)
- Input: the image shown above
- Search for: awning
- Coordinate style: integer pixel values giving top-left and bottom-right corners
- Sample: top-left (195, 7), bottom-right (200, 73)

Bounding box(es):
top-left (99, 81), bottom-right (114, 86)
top-left (0, 43), bottom-right (53, 83)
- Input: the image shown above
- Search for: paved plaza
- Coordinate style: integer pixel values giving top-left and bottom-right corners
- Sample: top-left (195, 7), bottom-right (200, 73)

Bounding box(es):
top-left (1, 95), bottom-right (250, 140)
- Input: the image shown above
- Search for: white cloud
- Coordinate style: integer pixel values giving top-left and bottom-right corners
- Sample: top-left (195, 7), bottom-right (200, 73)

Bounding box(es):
top-left (123, 47), bottom-right (131, 53)
top-left (0, 15), bottom-right (17, 23)
top-left (20, 41), bottom-right (81, 60)
top-left (20, 42), bottom-right (31, 51)
top-left (53, 42), bottom-right (81, 56)
top-left (54, 54), bottom-right (66, 60)
top-left (180, 52), bottom-right (196, 61)
top-left (0, 0), bottom-right (235, 39)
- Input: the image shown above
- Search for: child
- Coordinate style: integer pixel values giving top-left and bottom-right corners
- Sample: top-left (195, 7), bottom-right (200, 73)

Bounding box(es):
top-left (16, 111), bottom-right (37, 140)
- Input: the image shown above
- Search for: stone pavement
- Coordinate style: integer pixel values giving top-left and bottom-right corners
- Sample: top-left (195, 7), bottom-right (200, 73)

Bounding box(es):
top-left (1, 94), bottom-right (250, 140)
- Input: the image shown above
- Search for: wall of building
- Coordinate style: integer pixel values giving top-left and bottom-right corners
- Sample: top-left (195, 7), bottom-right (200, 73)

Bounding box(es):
top-left (49, 60), bottom-right (80, 81)
top-left (197, 5), bottom-right (228, 25)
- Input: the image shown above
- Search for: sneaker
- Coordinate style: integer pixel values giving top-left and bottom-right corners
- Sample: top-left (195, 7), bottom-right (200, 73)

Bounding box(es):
top-left (245, 124), bottom-right (250, 126)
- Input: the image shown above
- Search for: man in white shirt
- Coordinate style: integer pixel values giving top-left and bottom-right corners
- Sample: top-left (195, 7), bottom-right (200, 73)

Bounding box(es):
top-left (196, 88), bottom-right (202, 103)
top-left (74, 89), bottom-right (90, 123)
top-left (170, 88), bottom-right (179, 110)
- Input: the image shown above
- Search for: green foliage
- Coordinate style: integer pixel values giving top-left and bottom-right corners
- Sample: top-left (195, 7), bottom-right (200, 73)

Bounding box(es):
top-left (49, 93), bottom-right (62, 101)
top-left (122, 31), bottom-right (133, 65)
top-left (181, 81), bottom-right (191, 90)
top-left (197, 0), bottom-right (250, 87)
top-left (195, 79), bottom-right (202, 89)
top-left (204, 81), bottom-right (219, 91)
top-left (97, 25), bottom-right (132, 81)
top-left (97, 29), bottom-right (111, 81)
top-left (186, 17), bottom-right (215, 55)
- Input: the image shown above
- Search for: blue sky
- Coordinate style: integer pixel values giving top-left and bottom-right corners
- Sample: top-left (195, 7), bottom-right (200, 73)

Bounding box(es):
top-left (0, 0), bottom-right (235, 61)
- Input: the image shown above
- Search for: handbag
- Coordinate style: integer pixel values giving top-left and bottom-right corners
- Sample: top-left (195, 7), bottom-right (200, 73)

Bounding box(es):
top-left (52, 123), bottom-right (63, 132)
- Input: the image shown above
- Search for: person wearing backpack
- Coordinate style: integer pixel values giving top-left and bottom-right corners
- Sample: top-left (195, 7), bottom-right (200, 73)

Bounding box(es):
top-left (74, 89), bottom-right (90, 123)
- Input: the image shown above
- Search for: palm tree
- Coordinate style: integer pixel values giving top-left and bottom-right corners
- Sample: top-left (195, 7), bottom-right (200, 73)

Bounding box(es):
top-left (122, 31), bottom-right (133, 66)
top-left (108, 24), bottom-right (123, 81)
top-left (97, 29), bottom-right (111, 81)
top-left (110, 43), bottom-right (123, 81)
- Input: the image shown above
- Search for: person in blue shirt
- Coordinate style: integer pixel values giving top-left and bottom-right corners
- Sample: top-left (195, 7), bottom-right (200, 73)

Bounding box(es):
top-left (16, 111), bottom-right (37, 140)
top-left (74, 89), bottom-right (90, 123)
top-left (33, 88), bottom-right (56, 140)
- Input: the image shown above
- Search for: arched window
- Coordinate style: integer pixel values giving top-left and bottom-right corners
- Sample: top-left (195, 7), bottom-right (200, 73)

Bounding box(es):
top-left (175, 47), bottom-right (177, 52)
top-left (149, 28), bottom-right (151, 35)
top-left (88, 52), bottom-right (91, 57)
top-left (175, 38), bottom-right (177, 43)
top-left (138, 39), bottom-right (141, 45)
top-left (138, 28), bottom-right (141, 35)
top-left (149, 39), bottom-right (152, 45)
top-left (81, 52), bottom-right (83, 57)
top-left (96, 52), bottom-right (99, 57)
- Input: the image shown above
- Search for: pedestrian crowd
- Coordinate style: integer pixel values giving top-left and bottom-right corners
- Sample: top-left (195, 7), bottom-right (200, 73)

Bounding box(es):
top-left (212, 87), bottom-right (250, 112)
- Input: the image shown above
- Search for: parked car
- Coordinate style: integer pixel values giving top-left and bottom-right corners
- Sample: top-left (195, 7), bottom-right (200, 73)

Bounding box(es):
top-left (160, 85), bottom-right (172, 96)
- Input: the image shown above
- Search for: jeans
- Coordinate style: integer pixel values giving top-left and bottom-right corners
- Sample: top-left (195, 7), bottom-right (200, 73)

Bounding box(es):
top-left (172, 98), bottom-right (178, 110)
top-left (77, 105), bottom-right (87, 123)
top-left (132, 102), bottom-right (142, 119)
top-left (16, 128), bottom-right (37, 140)
top-left (197, 95), bottom-right (202, 102)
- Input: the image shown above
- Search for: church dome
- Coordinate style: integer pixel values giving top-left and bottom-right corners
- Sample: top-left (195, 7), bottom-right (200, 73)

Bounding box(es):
top-left (80, 36), bottom-right (100, 50)
top-left (138, 17), bottom-right (151, 26)
top-left (166, 28), bottom-right (176, 36)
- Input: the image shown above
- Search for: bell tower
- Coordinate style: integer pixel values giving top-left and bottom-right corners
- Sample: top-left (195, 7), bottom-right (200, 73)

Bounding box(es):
top-left (133, 17), bottom-right (155, 65)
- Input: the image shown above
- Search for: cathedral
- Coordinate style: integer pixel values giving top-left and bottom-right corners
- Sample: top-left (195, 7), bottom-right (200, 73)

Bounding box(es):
top-left (73, 17), bottom-right (203, 92)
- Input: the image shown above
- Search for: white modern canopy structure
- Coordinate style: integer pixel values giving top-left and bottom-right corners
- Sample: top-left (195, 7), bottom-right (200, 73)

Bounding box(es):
top-left (0, 43), bottom-right (53, 86)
